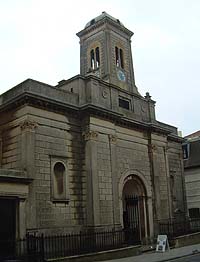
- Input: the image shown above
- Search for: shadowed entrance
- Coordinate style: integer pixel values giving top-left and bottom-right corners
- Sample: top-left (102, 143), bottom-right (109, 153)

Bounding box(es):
top-left (122, 175), bottom-right (149, 243)
top-left (0, 198), bottom-right (16, 257)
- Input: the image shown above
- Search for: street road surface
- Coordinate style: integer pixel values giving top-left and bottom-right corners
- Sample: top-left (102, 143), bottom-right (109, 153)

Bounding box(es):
top-left (102, 253), bottom-right (200, 262)
top-left (167, 253), bottom-right (200, 261)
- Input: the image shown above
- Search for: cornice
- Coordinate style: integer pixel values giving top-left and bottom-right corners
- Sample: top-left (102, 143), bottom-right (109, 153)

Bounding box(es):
top-left (167, 134), bottom-right (184, 143)
top-left (57, 74), bottom-right (147, 102)
top-left (0, 169), bottom-right (32, 184)
top-left (0, 92), bottom-right (79, 117)
top-left (0, 176), bottom-right (33, 184)
top-left (0, 89), bottom-right (179, 141)
top-left (77, 17), bottom-right (133, 38)
top-left (79, 104), bottom-right (177, 138)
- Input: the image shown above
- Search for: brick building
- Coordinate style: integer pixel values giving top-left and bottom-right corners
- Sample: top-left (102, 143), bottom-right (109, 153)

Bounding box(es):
top-left (0, 12), bottom-right (186, 243)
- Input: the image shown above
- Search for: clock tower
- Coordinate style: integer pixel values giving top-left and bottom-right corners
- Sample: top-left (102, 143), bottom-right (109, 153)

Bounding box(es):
top-left (77, 12), bottom-right (138, 94)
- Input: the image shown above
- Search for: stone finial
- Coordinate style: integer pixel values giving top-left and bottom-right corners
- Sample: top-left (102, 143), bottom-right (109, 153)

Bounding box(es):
top-left (145, 92), bottom-right (152, 100)
top-left (20, 119), bottom-right (38, 131)
top-left (82, 130), bottom-right (98, 141)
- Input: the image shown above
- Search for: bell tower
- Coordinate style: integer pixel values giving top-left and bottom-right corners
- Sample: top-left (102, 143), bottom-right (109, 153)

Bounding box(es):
top-left (77, 12), bottom-right (138, 94)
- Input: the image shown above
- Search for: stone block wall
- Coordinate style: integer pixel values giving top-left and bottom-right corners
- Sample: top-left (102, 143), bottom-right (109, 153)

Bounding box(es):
top-left (167, 140), bottom-right (186, 218)
top-left (80, 31), bottom-right (105, 76)
top-left (79, 24), bottom-right (135, 92)
top-left (116, 131), bottom-right (150, 176)
top-left (109, 31), bottom-right (132, 89)
top-left (0, 106), bottom-right (85, 233)
top-left (87, 116), bottom-right (185, 229)
top-left (1, 126), bottom-right (21, 169)
top-left (32, 108), bottom-right (86, 233)
top-left (185, 168), bottom-right (200, 210)
top-left (88, 117), bottom-right (153, 228)
top-left (97, 134), bottom-right (113, 225)
top-left (0, 104), bottom-right (185, 235)
top-left (0, 109), bottom-right (24, 169)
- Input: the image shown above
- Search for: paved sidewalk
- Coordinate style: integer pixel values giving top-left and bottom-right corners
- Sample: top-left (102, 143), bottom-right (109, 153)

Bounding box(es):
top-left (102, 243), bottom-right (200, 262)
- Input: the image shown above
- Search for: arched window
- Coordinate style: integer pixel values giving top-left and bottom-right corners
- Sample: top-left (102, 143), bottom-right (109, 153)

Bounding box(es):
top-left (90, 47), bottom-right (100, 70)
top-left (115, 47), bottom-right (119, 67)
top-left (54, 162), bottom-right (65, 196)
top-left (51, 160), bottom-right (69, 202)
top-left (90, 49), bottom-right (95, 69)
top-left (115, 46), bottom-right (124, 69)
top-left (95, 47), bottom-right (100, 68)
top-left (120, 48), bottom-right (124, 69)
top-left (51, 157), bottom-right (69, 203)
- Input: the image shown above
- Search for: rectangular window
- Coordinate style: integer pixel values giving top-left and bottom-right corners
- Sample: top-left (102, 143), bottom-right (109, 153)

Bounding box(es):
top-left (119, 98), bottom-right (130, 110)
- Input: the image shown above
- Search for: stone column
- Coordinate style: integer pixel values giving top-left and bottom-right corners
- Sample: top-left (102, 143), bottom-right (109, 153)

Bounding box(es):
top-left (18, 200), bottom-right (26, 238)
top-left (109, 134), bottom-right (121, 228)
top-left (148, 137), bottom-right (172, 237)
top-left (147, 197), bottom-right (154, 240)
top-left (163, 146), bottom-right (173, 220)
top-left (148, 142), bottom-right (162, 237)
top-left (20, 119), bottom-right (37, 229)
top-left (83, 130), bottom-right (100, 228)
top-left (104, 29), bottom-right (111, 80)
top-left (20, 119), bottom-right (37, 174)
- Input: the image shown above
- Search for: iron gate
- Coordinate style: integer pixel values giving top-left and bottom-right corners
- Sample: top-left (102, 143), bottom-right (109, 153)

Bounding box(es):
top-left (123, 195), bottom-right (147, 244)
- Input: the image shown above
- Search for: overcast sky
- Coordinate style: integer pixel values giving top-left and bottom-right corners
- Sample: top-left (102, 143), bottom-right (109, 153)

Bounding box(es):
top-left (0, 0), bottom-right (199, 136)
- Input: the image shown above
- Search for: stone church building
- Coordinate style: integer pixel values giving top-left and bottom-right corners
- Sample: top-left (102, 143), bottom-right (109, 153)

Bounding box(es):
top-left (0, 12), bottom-right (186, 243)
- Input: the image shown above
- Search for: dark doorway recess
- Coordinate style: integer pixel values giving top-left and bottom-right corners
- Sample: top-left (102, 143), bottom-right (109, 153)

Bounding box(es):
top-left (0, 198), bottom-right (17, 257)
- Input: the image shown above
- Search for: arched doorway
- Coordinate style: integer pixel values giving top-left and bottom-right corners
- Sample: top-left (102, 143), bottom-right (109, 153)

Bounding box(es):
top-left (122, 175), bottom-right (149, 243)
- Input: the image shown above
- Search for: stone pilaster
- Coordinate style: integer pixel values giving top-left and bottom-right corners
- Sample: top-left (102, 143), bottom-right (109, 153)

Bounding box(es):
top-left (83, 130), bottom-right (100, 227)
top-left (109, 134), bottom-right (120, 227)
top-left (20, 119), bottom-right (37, 174)
top-left (19, 200), bottom-right (26, 238)
top-left (20, 119), bottom-right (37, 229)
top-left (148, 138), bottom-right (172, 222)
top-left (163, 146), bottom-right (173, 220)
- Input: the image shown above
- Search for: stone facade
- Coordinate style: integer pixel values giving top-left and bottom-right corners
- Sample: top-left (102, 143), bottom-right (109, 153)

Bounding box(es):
top-left (0, 12), bottom-right (186, 242)
top-left (183, 131), bottom-right (200, 218)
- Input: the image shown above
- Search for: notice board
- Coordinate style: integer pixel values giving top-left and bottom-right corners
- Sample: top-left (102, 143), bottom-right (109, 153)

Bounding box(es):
top-left (156, 235), bottom-right (170, 252)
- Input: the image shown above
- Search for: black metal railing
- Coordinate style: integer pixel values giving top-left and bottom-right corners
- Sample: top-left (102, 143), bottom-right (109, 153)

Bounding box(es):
top-left (159, 218), bottom-right (200, 239)
top-left (0, 235), bottom-right (44, 262)
top-left (0, 228), bottom-right (140, 261)
top-left (43, 228), bottom-right (138, 259)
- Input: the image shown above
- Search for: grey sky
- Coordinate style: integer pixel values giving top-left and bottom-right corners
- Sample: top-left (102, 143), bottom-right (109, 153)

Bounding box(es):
top-left (0, 0), bottom-right (200, 136)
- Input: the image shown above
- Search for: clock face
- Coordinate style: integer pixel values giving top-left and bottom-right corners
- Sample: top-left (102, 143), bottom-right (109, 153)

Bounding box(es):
top-left (117, 69), bottom-right (126, 82)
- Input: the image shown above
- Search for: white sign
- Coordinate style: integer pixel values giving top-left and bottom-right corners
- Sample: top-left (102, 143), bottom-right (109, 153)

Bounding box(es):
top-left (156, 235), bottom-right (170, 252)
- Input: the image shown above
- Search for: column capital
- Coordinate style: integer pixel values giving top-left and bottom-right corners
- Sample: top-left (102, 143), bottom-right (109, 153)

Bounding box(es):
top-left (148, 144), bottom-right (157, 153)
top-left (20, 119), bottom-right (38, 131)
top-left (109, 134), bottom-right (117, 144)
top-left (82, 130), bottom-right (98, 141)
